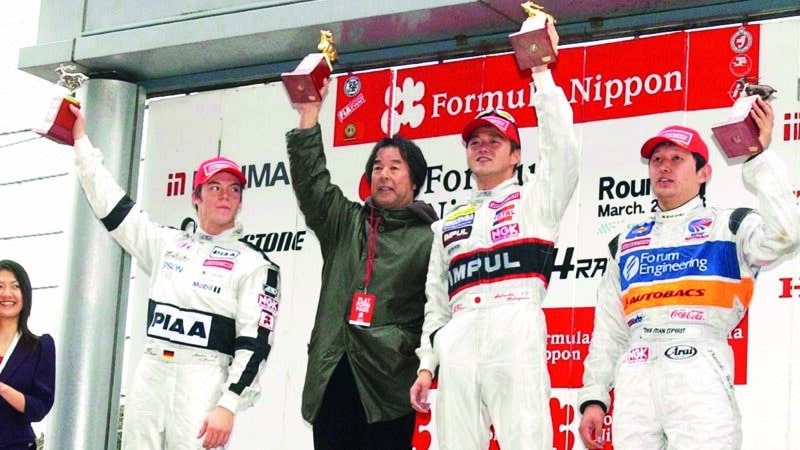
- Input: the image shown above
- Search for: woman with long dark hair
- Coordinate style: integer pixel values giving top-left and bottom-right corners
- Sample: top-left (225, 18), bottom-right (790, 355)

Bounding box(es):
top-left (0, 259), bottom-right (56, 449)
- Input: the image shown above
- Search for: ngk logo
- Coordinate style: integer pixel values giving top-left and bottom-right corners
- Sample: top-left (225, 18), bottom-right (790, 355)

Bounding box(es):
top-left (627, 346), bottom-right (649, 363)
top-left (670, 309), bottom-right (706, 322)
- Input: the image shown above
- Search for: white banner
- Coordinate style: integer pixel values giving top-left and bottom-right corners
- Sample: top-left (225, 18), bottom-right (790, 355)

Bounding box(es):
top-left (132, 19), bottom-right (800, 450)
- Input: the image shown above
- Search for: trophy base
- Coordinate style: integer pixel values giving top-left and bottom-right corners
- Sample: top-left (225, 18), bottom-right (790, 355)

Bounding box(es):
top-left (281, 53), bottom-right (332, 103)
top-left (509, 25), bottom-right (557, 70)
top-left (711, 117), bottom-right (763, 158)
top-left (34, 96), bottom-right (80, 146)
top-left (711, 95), bottom-right (763, 158)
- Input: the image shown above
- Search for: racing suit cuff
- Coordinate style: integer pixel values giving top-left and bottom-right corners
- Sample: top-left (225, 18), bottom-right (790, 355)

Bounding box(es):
top-left (217, 391), bottom-right (241, 414)
top-left (579, 400), bottom-right (607, 415)
top-left (531, 69), bottom-right (556, 92)
top-left (417, 355), bottom-right (439, 376)
top-left (73, 135), bottom-right (96, 159)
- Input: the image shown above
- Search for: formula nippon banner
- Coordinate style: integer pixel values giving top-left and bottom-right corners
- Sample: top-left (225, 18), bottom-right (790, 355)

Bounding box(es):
top-left (134, 20), bottom-right (800, 450)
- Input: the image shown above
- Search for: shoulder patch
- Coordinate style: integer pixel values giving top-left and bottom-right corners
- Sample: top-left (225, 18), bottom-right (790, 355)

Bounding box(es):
top-left (239, 238), bottom-right (280, 267)
top-left (608, 234), bottom-right (620, 259)
top-left (728, 208), bottom-right (753, 235)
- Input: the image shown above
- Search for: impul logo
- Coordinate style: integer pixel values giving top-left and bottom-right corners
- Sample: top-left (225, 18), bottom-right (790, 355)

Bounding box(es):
top-left (382, 77), bottom-right (426, 135)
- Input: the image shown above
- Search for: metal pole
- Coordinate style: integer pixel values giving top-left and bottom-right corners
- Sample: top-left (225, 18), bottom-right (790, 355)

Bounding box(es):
top-left (47, 78), bottom-right (145, 450)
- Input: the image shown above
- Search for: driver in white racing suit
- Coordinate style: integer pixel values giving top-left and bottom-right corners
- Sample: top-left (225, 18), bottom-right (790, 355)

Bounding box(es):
top-left (578, 98), bottom-right (800, 449)
top-left (69, 105), bottom-right (280, 449)
top-left (410, 22), bottom-right (579, 450)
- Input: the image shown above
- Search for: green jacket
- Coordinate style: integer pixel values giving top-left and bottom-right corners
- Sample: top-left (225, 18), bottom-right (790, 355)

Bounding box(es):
top-left (286, 125), bottom-right (438, 423)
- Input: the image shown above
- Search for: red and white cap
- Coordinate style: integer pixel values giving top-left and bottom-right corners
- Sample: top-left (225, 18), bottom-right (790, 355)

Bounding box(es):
top-left (193, 156), bottom-right (246, 189)
top-left (461, 109), bottom-right (521, 147)
top-left (640, 125), bottom-right (709, 161)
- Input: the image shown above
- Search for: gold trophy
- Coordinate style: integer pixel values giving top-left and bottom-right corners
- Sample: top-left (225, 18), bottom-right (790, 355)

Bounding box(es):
top-left (711, 78), bottom-right (776, 158)
top-left (282, 30), bottom-right (339, 103)
top-left (34, 64), bottom-right (86, 145)
top-left (509, 2), bottom-right (557, 69)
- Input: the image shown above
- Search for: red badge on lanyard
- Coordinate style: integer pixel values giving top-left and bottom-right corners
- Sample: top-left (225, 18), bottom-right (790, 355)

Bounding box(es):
top-left (349, 292), bottom-right (376, 326)
top-left (349, 209), bottom-right (381, 327)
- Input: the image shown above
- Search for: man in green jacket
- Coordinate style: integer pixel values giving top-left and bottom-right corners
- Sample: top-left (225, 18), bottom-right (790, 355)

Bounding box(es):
top-left (285, 81), bottom-right (438, 450)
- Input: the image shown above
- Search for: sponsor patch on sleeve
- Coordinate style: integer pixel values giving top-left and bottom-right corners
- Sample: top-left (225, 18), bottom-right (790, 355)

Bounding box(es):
top-left (258, 310), bottom-right (275, 331)
top-left (263, 268), bottom-right (279, 297)
top-left (258, 293), bottom-right (279, 314)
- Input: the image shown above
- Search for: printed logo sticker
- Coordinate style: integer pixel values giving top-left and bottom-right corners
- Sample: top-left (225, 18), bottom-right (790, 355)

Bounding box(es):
top-left (627, 346), bottom-right (650, 363)
top-left (492, 204), bottom-right (516, 225)
top-left (625, 221), bottom-right (654, 239)
top-left (259, 310), bottom-right (275, 331)
top-left (489, 192), bottom-right (521, 209)
top-left (686, 217), bottom-right (712, 240)
top-left (626, 314), bottom-right (643, 327)
top-left (444, 226), bottom-right (472, 247)
top-left (665, 344), bottom-right (698, 360)
top-left (258, 293), bottom-right (279, 314)
top-left (730, 28), bottom-right (753, 53)
top-left (621, 238), bottom-right (650, 253)
top-left (670, 309), bottom-right (706, 322)
top-left (210, 246), bottom-right (240, 259)
top-left (490, 223), bottom-right (520, 243)
top-left (443, 208), bottom-right (475, 232)
top-left (203, 259), bottom-right (234, 271)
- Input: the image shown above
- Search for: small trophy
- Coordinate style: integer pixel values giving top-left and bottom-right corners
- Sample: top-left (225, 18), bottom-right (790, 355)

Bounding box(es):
top-left (281, 30), bottom-right (339, 103)
top-left (34, 64), bottom-right (87, 146)
top-left (509, 2), bottom-right (557, 70)
top-left (711, 79), bottom-right (776, 158)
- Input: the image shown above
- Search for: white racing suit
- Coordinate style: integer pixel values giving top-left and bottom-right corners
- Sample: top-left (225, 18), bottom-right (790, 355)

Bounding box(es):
top-left (579, 150), bottom-right (800, 449)
top-left (416, 73), bottom-right (579, 450)
top-left (74, 137), bottom-right (280, 450)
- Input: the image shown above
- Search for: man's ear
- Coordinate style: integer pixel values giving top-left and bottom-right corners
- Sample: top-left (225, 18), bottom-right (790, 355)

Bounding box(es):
top-left (699, 163), bottom-right (712, 184)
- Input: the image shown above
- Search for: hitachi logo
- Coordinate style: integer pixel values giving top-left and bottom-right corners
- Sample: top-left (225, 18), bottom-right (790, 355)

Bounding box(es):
top-left (448, 252), bottom-right (521, 286)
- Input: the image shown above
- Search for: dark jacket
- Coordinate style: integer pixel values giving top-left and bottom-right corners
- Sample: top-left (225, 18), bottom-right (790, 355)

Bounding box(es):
top-left (0, 334), bottom-right (55, 446)
top-left (286, 125), bottom-right (437, 423)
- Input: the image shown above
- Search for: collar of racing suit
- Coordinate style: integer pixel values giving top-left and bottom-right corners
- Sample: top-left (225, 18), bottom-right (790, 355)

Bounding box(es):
top-left (469, 176), bottom-right (521, 205)
top-left (193, 222), bottom-right (244, 242)
top-left (654, 195), bottom-right (704, 223)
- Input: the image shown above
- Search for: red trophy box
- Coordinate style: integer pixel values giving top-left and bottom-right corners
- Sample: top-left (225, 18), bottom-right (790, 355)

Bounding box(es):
top-left (509, 3), bottom-right (557, 70)
top-left (34, 96), bottom-right (81, 146)
top-left (711, 95), bottom-right (763, 158)
top-left (282, 30), bottom-right (339, 103)
top-left (281, 53), bottom-right (333, 103)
